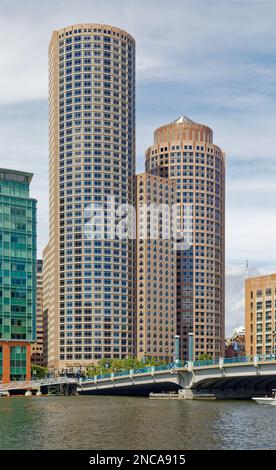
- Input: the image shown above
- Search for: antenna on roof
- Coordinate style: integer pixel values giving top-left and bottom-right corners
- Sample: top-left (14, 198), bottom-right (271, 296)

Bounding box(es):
top-left (245, 259), bottom-right (249, 279)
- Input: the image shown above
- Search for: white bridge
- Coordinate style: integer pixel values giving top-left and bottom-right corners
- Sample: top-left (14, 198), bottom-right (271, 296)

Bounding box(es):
top-left (0, 377), bottom-right (78, 395)
top-left (1, 355), bottom-right (276, 399)
top-left (78, 355), bottom-right (276, 399)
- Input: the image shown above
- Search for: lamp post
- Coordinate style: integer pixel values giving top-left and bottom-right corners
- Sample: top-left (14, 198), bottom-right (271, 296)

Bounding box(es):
top-left (272, 330), bottom-right (276, 358)
top-left (188, 332), bottom-right (194, 363)
top-left (143, 353), bottom-right (147, 365)
top-left (174, 335), bottom-right (180, 367)
top-left (164, 347), bottom-right (169, 364)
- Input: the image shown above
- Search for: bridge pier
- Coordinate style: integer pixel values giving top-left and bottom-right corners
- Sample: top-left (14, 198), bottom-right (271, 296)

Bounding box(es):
top-left (178, 389), bottom-right (195, 399)
top-left (42, 382), bottom-right (78, 396)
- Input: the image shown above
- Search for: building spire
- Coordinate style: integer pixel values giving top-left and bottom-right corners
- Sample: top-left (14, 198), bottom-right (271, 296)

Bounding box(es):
top-left (172, 116), bottom-right (196, 125)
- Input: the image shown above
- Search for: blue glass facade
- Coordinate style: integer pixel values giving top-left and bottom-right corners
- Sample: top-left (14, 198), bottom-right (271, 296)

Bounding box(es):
top-left (0, 169), bottom-right (37, 382)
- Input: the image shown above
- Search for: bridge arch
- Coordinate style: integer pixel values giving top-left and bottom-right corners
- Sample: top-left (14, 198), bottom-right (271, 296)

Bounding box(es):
top-left (192, 375), bottom-right (276, 398)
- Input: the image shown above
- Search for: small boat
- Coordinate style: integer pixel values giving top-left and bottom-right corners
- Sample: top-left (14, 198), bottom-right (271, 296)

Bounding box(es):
top-left (252, 390), bottom-right (276, 405)
top-left (149, 391), bottom-right (180, 400)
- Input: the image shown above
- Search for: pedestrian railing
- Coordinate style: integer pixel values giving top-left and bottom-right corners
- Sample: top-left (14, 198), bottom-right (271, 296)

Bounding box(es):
top-left (193, 358), bottom-right (219, 367)
top-left (0, 376), bottom-right (78, 391)
top-left (80, 354), bottom-right (276, 384)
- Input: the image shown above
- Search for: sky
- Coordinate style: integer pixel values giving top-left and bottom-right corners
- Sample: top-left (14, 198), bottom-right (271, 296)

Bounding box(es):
top-left (0, 0), bottom-right (276, 335)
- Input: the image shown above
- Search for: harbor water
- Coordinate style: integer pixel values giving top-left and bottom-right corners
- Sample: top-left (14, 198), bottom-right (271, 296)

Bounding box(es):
top-left (0, 396), bottom-right (275, 450)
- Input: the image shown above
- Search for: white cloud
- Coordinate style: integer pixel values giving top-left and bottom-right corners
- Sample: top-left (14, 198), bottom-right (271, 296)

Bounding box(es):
top-left (0, 101), bottom-right (48, 256)
top-left (226, 206), bottom-right (276, 262)
top-left (1, 0), bottom-right (276, 335)
top-left (0, 0), bottom-right (276, 105)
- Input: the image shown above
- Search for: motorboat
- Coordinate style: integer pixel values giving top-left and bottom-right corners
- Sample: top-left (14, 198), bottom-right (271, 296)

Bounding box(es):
top-left (252, 390), bottom-right (276, 405)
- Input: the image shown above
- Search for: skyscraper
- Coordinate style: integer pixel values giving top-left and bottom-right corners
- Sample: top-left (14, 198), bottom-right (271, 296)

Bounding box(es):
top-left (145, 116), bottom-right (225, 360)
top-left (0, 169), bottom-right (37, 382)
top-left (43, 24), bottom-right (136, 370)
top-left (136, 173), bottom-right (176, 362)
top-left (31, 260), bottom-right (44, 366)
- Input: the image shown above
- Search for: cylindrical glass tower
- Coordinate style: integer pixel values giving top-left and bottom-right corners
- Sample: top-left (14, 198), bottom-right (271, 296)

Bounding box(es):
top-left (44, 24), bottom-right (136, 370)
top-left (146, 116), bottom-right (225, 360)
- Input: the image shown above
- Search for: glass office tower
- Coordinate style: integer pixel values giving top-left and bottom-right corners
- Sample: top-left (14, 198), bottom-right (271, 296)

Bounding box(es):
top-left (43, 24), bottom-right (136, 370)
top-left (0, 169), bottom-right (37, 382)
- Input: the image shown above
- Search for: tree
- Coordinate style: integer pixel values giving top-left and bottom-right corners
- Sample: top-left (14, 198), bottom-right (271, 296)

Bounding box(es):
top-left (31, 364), bottom-right (48, 379)
top-left (84, 356), bottom-right (171, 377)
top-left (197, 353), bottom-right (212, 361)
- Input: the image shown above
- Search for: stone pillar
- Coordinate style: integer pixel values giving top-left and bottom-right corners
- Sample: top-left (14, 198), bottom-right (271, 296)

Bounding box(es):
top-left (178, 388), bottom-right (195, 399)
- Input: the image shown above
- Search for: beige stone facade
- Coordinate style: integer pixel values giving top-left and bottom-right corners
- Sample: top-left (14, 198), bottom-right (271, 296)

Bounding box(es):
top-left (43, 24), bottom-right (136, 370)
top-left (245, 274), bottom-right (276, 356)
top-left (145, 116), bottom-right (225, 360)
top-left (31, 260), bottom-right (44, 366)
top-left (136, 173), bottom-right (176, 362)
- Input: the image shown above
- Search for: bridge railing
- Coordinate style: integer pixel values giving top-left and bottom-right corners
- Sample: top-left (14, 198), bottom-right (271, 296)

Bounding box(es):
top-left (223, 356), bottom-right (252, 364)
top-left (81, 364), bottom-right (174, 382)
top-left (79, 354), bottom-right (276, 383)
top-left (255, 353), bottom-right (276, 362)
top-left (194, 354), bottom-right (276, 368)
top-left (114, 370), bottom-right (132, 377)
top-left (0, 377), bottom-right (78, 391)
top-left (193, 358), bottom-right (220, 367)
top-left (130, 366), bottom-right (152, 374)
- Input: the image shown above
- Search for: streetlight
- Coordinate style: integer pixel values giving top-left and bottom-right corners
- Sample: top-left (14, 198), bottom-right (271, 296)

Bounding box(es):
top-left (272, 330), bottom-right (276, 359)
top-left (174, 335), bottom-right (180, 367)
top-left (165, 347), bottom-right (169, 364)
top-left (188, 332), bottom-right (194, 363)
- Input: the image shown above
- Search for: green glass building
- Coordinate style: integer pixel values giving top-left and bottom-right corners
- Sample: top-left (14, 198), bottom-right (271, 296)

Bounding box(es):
top-left (0, 169), bottom-right (37, 382)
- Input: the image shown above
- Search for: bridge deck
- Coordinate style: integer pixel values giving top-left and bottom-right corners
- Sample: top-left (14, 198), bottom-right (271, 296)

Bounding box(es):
top-left (2, 355), bottom-right (276, 398)
top-left (0, 377), bottom-right (78, 392)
